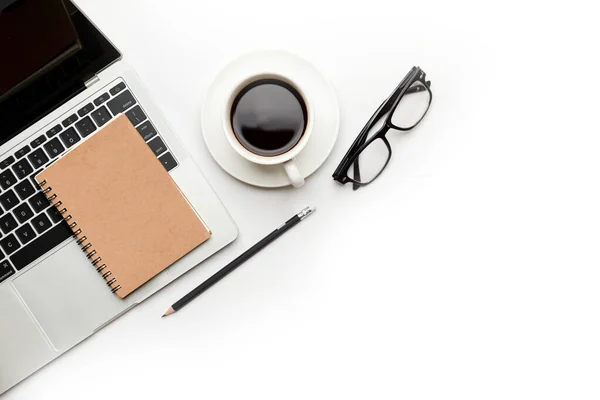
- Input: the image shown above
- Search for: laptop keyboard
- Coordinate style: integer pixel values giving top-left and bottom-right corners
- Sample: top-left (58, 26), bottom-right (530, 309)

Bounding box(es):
top-left (0, 80), bottom-right (178, 284)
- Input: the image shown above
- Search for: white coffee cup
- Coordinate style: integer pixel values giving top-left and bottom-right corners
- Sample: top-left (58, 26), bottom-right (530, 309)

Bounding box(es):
top-left (222, 73), bottom-right (314, 188)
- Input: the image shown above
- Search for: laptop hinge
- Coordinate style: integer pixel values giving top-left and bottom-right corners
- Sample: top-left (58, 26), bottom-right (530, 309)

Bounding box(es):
top-left (84, 75), bottom-right (100, 88)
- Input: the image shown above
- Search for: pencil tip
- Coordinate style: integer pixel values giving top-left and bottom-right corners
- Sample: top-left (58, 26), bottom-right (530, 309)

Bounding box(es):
top-left (162, 307), bottom-right (175, 318)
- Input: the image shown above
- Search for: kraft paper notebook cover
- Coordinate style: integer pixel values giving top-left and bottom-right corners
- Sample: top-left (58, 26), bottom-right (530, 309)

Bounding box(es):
top-left (36, 115), bottom-right (211, 298)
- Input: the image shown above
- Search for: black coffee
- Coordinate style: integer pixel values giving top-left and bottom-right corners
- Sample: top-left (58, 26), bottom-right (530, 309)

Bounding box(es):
top-left (230, 79), bottom-right (307, 156)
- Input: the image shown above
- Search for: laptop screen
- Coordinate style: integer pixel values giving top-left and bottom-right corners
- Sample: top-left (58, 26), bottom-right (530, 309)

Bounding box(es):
top-left (0, 0), bottom-right (120, 147)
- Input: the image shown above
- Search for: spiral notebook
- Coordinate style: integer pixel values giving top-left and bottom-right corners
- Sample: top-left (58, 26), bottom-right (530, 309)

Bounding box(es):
top-left (36, 115), bottom-right (211, 298)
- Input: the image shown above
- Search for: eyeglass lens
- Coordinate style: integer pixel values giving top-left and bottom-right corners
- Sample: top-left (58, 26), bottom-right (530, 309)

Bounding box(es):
top-left (346, 137), bottom-right (391, 184)
top-left (391, 81), bottom-right (430, 129)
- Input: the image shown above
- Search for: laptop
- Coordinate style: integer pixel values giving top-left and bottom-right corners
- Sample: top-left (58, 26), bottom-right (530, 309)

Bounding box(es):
top-left (0, 0), bottom-right (238, 393)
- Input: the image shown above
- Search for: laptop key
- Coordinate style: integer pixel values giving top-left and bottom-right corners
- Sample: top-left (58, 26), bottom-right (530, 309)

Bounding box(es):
top-left (0, 156), bottom-right (15, 169)
top-left (77, 103), bottom-right (94, 117)
top-left (31, 135), bottom-right (47, 148)
top-left (107, 90), bottom-right (136, 116)
top-left (59, 127), bottom-right (81, 148)
top-left (0, 234), bottom-right (20, 256)
top-left (137, 121), bottom-right (157, 141)
top-left (0, 169), bottom-right (18, 190)
top-left (10, 222), bottom-right (72, 271)
top-left (125, 105), bottom-right (146, 126)
top-left (94, 92), bottom-right (110, 106)
top-left (12, 158), bottom-right (34, 180)
top-left (31, 213), bottom-right (52, 234)
top-left (15, 224), bottom-right (36, 245)
top-left (15, 145), bottom-right (31, 159)
top-left (109, 82), bottom-right (126, 96)
top-left (75, 116), bottom-right (97, 138)
top-left (91, 106), bottom-right (111, 128)
top-left (0, 190), bottom-right (19, 211)
top-left (0, 233), bottom-right (21, 255)
top-left (14, 203), bottom-right (34, 224)
top-left (27, 149), bottom-right (49, 169)
top-left (46, 206), bottom-right (63, 223)
top-left (46, 124), bottom-right (62, 138)
top-left (0, 259), bottom-right (14, 283)
top-left (43, 138), bottom-right (65, 159)
top-left (158, 152), bottom-right (178, 172)
top-left (148, 137), bottom-right (167, 156)
top-left (47, 206), bottom-right (63, 223)
top-left (29, 192), bottom-right (50, 213)
top-left (14, 180), bottom-right (35, 201)
top-left (0, 214), bottom-right (18, 234)
top-left (62, 113), bottom-right (78, 128)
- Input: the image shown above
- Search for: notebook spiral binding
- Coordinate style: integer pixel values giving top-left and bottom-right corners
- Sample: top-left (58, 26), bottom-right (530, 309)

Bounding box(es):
top-left (38, 180), bottom-right (122, 294)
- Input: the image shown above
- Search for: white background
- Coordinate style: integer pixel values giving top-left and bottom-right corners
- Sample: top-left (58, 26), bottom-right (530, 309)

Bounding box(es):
top-left (6, 0), bottom-right (600, 398)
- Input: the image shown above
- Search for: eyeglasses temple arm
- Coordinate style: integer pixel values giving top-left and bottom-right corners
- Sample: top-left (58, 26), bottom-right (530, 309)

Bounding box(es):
top-left (352, 161), bottom-right (362, 190)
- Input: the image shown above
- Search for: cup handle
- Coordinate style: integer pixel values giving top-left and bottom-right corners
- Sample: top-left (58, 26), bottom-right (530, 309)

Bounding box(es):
top-left (283, 158), bottom-right (304, 188)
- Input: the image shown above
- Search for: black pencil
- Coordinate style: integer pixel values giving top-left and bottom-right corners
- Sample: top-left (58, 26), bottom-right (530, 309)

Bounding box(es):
top-left (162, 206), bottom-right (316, 317)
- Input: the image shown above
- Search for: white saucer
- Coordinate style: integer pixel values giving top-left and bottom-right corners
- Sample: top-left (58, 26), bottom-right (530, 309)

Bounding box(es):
top-left (202, 50), bottom-right (340, 188)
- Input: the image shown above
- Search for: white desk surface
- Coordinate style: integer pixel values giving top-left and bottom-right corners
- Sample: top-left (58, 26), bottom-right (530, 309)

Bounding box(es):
top-left (7, 0), bottom-right (600, 398)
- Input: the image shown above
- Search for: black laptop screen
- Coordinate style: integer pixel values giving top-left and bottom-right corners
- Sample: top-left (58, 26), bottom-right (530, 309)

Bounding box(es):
top-left (0, 0), bottom-right (120, 147)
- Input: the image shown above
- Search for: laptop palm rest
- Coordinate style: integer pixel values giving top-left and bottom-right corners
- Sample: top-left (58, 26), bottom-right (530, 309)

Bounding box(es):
top-left (0, 286), bottom-right (55, 391)
top-left (12, 241), bottom-right (168, 352)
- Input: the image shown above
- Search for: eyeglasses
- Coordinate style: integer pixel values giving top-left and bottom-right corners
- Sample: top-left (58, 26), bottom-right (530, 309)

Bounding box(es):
top-left (332, 66), bottom-right (432, 190)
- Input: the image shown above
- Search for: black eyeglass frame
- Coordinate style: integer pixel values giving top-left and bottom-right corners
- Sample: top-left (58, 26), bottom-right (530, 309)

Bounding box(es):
top-left (332, 66), bottom-right (432, 188)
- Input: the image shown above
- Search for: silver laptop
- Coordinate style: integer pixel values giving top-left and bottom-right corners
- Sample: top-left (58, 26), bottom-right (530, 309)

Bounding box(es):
top-left (0, 0), bottom-right (238, 393)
